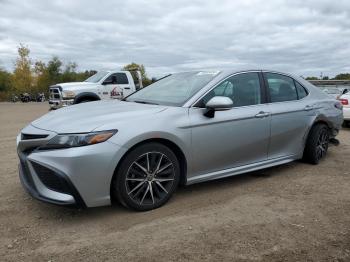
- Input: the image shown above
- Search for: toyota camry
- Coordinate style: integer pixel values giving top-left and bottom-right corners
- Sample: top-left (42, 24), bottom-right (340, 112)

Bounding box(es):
top-left (17, 69), bottom-right (343, 211)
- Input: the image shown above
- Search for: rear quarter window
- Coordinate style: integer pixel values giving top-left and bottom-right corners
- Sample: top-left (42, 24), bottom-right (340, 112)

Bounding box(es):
top-left (295, 81), bottom-right (308, 99)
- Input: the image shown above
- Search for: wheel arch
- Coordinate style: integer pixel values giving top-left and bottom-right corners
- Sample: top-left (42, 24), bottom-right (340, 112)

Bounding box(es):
top-left (110, 138), bottom-right (188, 202)
top-left (303, 116), bottom-right (333, 149)
top-left (310, 114), bottom-right (336, 136)
top-left (74, 92), bottom-right (101, 104)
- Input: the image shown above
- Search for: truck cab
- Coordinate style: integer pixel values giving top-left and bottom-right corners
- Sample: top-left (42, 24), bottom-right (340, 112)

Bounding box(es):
top-left (49, 70), bottom-right (139, 109)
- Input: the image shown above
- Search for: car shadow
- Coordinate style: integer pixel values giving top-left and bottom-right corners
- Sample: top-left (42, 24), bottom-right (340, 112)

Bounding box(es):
top-left (31, 161), bottom-right (302, 222)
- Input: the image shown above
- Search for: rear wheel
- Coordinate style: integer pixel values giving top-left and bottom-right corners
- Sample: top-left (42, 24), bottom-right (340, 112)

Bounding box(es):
top-left (303, 124), bottom-right (330, 165)
top-left (113, 143), bottom-right (180, 211)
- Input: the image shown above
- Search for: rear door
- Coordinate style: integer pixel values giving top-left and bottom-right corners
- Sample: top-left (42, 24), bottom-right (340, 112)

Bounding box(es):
top-left (188, 72), bottom-right (271, 179)
top-left (263, 72), bottom-right (313, 159)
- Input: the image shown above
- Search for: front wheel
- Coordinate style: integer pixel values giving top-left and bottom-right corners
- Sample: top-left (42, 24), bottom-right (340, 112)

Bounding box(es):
top-left (112, 143), bottom-right (180, 211)
top-left (303, 124), bottom-right (330, 165)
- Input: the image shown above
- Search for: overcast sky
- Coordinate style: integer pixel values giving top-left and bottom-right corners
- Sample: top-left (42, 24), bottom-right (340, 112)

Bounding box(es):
top-left (0, 0), bottom-right (349, 78)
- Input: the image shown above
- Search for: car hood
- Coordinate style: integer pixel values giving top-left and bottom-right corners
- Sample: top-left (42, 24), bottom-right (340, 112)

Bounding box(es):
top-left (56, 82), bottom-right (99, 91)
top-left (31, 100), bottom-right (168, 133)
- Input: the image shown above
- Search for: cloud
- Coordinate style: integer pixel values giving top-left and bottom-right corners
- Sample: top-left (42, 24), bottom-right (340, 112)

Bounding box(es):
top-left (0, 0), bottom-right (350, 77)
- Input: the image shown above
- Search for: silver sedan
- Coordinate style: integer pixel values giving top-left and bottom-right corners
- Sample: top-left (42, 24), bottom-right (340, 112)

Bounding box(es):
top-left (17, 69), bottom-right (343, 211)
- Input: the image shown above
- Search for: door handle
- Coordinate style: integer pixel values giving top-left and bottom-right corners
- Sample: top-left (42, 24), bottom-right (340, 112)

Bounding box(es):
top-left (255, 111), bottom-right (270, 118)
top-left (124, 87), bottom-right (130, 90)
top-left (304, 105), bottom-right (314, 111)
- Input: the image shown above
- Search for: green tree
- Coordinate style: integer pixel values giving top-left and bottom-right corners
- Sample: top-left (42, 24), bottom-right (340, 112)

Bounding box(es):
top-left (305, 76), bottom-right (319, 80)
top-left (0, 68), bottom-right (11, 93)
top-left (333, 73), bottom-right (350, 80)
top-left (12, 44), bottom-right (33, 93)
top-left (74, 70), bottom-right (97, 81)
top-left (46, 56), bottom-right (62, 84)
top-left (61, 62), bottom-right (78, 82)
top-left (34, 60), bottom-right (50, 93)
top-left (122, 62), bottom-right (152, 87)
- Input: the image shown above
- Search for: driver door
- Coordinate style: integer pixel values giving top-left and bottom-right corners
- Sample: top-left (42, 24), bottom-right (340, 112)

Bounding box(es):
top-left (102, 73), bottom-right (131, 99)
top-left (188, 72), bottom-right (271, 179)
top-left (101, 73), bottom-right (119, 99)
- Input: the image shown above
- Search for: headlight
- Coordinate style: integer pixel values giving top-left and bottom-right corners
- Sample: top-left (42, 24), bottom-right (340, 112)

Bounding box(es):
top-left (40, 130), bottom-right (117, 149)
top-left (62, 90), bottom-right (75, 98)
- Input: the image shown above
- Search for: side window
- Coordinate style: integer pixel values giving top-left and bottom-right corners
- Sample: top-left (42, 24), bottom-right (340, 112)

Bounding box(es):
top-left (295, 81), bottom-right (308, 99)
top-left (197, 72), bottom-right (261, 107)
top-left (265, 73), bottom-right (298, 102)
top-left (116, 73), bottom-right (129, 84)
top-left (103, 74), bottom-right (117, 84)
top-left (103, 73), bottom-right (129, 84)
top-left (213, 80), bottom-right (234, 97)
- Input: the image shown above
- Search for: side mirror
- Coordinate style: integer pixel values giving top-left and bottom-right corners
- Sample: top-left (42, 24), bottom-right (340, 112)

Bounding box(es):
top-left (204, 96), bottom-right (233, 118)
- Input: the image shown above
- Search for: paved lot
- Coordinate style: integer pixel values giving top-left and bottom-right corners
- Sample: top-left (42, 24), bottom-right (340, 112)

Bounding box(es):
top-left (1, 102), bottom-right (350, 262)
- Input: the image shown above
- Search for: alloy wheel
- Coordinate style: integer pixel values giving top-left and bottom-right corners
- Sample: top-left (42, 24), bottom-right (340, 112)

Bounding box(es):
top-left (125, 152), bottom-right (175, 206)
top-left (315, 129), bottom-right (329, 161)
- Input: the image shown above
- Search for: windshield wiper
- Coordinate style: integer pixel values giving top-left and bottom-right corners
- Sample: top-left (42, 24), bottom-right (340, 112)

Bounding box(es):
top-left (133, 100), bottom-right (159, 105)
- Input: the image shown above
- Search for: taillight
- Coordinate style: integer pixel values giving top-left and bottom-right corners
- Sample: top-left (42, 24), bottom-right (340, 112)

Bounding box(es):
top-left (339, 98), bottom-right (349, 105)
top-left (335, 101), bottom-right (343, 110)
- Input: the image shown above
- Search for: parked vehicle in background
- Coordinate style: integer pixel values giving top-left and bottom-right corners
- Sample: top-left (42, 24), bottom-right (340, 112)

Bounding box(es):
top-left (17, 69), bottom-right (343, 211)
top-left (339, 92), bottom-right (350, 126)
top-left (321, 87), bottom-right (343, 99)
top-left (49, 70), bottom-right (141, 109)
top-left (20, 93), bottom-right (31, 103)
top-left (36, 93), bottom-right (45, 102)
top-left (11, 94), bottom-right (19, 102)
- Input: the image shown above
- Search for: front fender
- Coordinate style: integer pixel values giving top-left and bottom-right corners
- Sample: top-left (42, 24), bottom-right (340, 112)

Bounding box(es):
top-left (74, 92), bottom-right (101, 103)
top-left (113, 131), bottom-right (191, 162)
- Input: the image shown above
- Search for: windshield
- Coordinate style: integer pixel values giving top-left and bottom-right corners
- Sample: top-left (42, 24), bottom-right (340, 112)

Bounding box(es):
top-left (125, 71), bottom-right (220, 106)
top-left (85, 71), bottom-right (109, 83)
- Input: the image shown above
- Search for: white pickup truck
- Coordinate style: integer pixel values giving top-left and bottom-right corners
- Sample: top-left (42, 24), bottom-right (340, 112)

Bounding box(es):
top-left (49, 70), bottom-right (140, 109)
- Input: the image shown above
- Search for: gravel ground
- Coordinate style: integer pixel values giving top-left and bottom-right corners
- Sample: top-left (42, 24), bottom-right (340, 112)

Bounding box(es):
top-left (1, 102), bottom-right (350, 262)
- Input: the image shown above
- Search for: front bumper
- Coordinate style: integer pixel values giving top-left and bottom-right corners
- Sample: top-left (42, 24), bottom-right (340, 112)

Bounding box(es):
top-left (17, 125), bottom-right (128, 208)
top-left (49, 99), bottom-right (74, 109)
top-left (18, 151), bottom-right (86, 208)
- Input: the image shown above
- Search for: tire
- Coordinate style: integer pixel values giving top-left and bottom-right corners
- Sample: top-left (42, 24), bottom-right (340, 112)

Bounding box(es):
top-left (303, 124), bottom-right (330, 165)
top-left (112, 143), bottom-right (180, 211)
top-left (343, 121), bottom-right (350, 128)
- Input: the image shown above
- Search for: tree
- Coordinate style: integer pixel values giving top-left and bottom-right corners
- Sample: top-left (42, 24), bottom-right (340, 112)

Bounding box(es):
top-left (61, 62), bottom-right (78, 82)
top-left (12, 44), bottom-right (32, 93)
top-left (46, 56), bottom-right (62, 84)
top-left (333, 73), bottom-right (350, 80)
top-left (33, 60), bottom-right (50, 93)
top-left (305, 76), bottom-right (319, 80)
top-left (0, 68), bottom-right (11, 93)
top-left (122, 62), bottom-right (152, 87)
top-left (0, 43), bottom-right (101, 101)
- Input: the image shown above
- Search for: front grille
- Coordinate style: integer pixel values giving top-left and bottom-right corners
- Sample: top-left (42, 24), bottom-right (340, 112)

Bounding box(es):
top-left (31, 162), bottom-right (71, 194)
top-left (21, 133), bottom-right (49, 140)
top-left (49, 86), bottom-right (62, 100)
